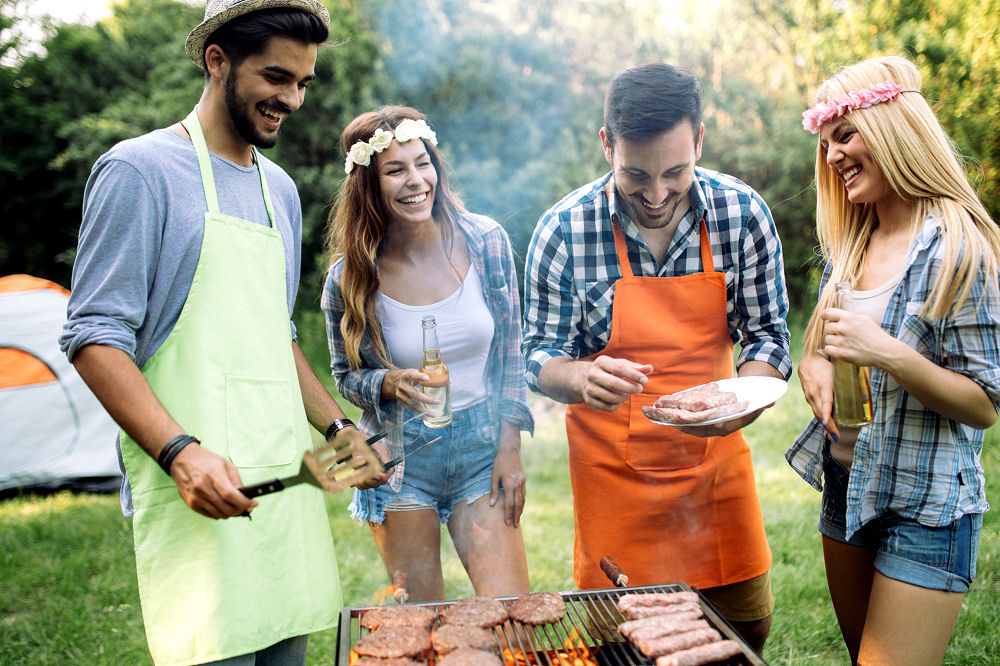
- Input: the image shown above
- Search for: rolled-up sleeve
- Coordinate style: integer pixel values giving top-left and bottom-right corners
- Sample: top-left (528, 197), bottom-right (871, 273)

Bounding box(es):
top-left (321, 264), bottom-right (390, 419)
top-left (733, 192), bottom-right (793, 379)
top-left (491, 230), bottom-right (534, 434)
top-left (60, 159), bottom-right (160, 362)
top-left (521, 211), bottom-right (578, 392)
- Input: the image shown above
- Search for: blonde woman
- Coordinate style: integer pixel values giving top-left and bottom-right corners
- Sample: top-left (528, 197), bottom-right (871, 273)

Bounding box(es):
top-left (321, 106), bottom-right (533, 601)
top-left (786, 55), bottom-right (1000, 665)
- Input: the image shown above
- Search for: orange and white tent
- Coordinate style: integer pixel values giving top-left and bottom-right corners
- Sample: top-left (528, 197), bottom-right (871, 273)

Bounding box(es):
top-left (0, 274), bottom-right (120, 493)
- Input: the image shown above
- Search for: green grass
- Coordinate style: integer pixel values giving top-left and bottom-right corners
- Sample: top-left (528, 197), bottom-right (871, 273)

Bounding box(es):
top-left (3, 330), bottom-right (999, 664)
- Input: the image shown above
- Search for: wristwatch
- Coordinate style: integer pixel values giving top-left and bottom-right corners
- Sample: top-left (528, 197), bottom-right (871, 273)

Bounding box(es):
top-left (325, 418), bottom-right (356, 441)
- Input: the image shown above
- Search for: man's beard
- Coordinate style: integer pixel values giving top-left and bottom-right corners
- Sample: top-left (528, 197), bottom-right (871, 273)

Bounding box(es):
top-left (619, 187), bottom-right (690, 230)
top-left (224, 68), bottom-right (287, 149)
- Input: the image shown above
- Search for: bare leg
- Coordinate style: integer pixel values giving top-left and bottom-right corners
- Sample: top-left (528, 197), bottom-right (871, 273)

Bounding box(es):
top-left (729, 616), bottom-right (770, 655)
top-left (369, 508), bottom-right (446, 602)
top-left (448, 492), bottom-right (530, 597)
top-left (823, 535), bottom-right (875, 664)
top-left (858, 572), bottom-right (964, 666)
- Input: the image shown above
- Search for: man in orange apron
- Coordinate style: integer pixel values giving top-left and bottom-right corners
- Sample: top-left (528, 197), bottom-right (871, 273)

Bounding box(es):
top-left (60, 2), bottom-right (385, 664)
top-left (522, 63), bottom-right (792, 653)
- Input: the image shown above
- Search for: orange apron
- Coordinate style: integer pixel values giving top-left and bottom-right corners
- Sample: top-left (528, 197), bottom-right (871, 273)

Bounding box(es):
top-left (565, 192), bottom-right (770, 590)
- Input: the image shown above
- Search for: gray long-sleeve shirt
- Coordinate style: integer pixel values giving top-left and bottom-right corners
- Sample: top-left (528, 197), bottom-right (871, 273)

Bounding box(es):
top-left (60, 128), bottom-right (306, 514)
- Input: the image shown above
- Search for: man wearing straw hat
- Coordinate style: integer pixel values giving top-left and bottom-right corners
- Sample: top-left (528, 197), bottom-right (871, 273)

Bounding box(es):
top-left (60, 1), bottom-right (386, 663)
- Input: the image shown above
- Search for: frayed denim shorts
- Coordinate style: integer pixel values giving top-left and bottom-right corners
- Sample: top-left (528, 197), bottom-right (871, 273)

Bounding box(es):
top-left (819, 447), bottom-right (980, 593)
top-left (350, 400), bottom-right (497, 524)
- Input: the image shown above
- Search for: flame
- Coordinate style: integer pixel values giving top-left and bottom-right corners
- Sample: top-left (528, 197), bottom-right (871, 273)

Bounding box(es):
top-left (502, 628), bottom-right (597, 666)
top-left (371, 584), bottom-right (396, 606)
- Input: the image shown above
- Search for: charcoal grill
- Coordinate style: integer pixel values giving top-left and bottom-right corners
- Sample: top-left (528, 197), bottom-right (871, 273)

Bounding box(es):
top-left (335, 583), bottom-right (768, 666)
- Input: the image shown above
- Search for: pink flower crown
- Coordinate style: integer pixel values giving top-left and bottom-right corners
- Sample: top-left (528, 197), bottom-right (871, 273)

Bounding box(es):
top-left (802, 80), bottom-right (918, 133)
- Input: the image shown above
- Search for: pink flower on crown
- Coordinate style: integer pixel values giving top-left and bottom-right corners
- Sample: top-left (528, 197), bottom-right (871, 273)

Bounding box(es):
top-left (801, 80), bottom-right (904, 133)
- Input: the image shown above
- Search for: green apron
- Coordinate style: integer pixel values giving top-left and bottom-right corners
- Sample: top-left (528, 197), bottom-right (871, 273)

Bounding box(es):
top-left (120, 109), bottom-right (342, 665)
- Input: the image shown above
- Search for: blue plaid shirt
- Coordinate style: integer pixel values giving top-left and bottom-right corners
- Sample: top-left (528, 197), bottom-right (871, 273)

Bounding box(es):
top-left (786, 215), bottom-right (1000, 537)
top-left (322, 213), bottom-right (534, 438)
top-left (522, 168), bottom-right (792, 391)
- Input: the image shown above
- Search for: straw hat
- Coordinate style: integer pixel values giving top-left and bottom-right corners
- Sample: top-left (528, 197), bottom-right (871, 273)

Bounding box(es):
top-left (185, 0), bottom-right (331, 68)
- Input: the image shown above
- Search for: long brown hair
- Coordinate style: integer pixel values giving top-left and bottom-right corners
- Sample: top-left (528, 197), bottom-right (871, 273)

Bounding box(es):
top-left (325, 106), bottom-right (467, 368)
top-left (803, 55), bottom-right (1000, 353)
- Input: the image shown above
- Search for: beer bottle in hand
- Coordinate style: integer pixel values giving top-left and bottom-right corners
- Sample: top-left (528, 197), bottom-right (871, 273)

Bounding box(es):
top-left (419, 315), bottom-right (452, 427)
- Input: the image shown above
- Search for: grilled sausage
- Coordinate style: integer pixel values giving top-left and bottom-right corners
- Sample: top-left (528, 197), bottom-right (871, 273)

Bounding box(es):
top-left (654, 639), bottom-right (742, 666)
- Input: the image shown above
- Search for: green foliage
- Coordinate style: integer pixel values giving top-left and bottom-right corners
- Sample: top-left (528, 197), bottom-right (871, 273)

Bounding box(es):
top-left (2, 0), bottom-right (998, 314)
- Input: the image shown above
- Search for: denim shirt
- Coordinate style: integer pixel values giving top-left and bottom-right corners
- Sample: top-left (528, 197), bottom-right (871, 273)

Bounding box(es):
top-left (322, 213), bottom-right (534, 439)
top-left (786, 215), bottom-right (1000, 538)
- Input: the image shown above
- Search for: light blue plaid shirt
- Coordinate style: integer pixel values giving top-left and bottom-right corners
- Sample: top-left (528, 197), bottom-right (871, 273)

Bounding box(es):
top-left (521, 168), bottom-right (792, 392)
top-left (786, 215), bottom-right (1000, 537)
top-left (322, 213), bottom-right (534, 438)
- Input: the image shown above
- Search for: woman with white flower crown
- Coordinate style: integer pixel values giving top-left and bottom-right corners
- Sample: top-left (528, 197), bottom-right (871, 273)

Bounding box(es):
top-left (322, 106), bottom-right (533, 600)
top-left (788, 55), bottom-right (1000, 665)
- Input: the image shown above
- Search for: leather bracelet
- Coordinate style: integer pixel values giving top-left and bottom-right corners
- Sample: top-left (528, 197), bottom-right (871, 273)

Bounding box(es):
top-left (325, 418), bottom-right (356, 441)
top-left (157, 434), bottom-right (201, 475)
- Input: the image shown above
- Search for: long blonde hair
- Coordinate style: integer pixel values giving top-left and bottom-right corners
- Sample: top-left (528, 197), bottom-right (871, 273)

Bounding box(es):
top-left (325, 106), bottom-right (467, 369)
top-left (803, 55), bottom-right (1000, 352)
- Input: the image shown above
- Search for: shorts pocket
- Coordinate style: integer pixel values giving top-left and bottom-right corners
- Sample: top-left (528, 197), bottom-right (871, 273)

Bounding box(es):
top-left (225, 375), bottom-right (298, 468)
top-left (625, 393), bottom-right (708, 471)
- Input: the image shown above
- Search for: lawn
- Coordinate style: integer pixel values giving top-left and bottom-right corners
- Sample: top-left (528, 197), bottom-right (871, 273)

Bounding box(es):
top-left (2, 325), bottom-right (999, 664)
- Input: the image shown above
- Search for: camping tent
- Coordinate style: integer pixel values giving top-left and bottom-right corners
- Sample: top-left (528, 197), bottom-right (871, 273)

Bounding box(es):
top-left (1, 274), bottom-right (121, 493)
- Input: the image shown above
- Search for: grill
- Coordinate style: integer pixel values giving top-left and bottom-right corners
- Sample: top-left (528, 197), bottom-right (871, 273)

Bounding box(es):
top-left (335, 583), bottom-right (768, 666)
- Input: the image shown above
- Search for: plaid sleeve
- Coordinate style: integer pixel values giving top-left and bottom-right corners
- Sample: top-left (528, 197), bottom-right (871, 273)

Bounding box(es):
top-left (733, 191), bottom-right (793, 379)
top-left (485, 226), bottom-right (535, 434)
top-left (320, 263), bottom-right (389, 417)
top-left (938, 262), bottom-right (1000, 411)
top-left (522, 209), bottom-right (578, 393)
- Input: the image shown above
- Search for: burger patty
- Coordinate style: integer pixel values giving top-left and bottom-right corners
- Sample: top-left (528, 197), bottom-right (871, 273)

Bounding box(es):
top-left (507, 592), bottom-right (566, 626)
top-left (436, 647), bottom-right (504, 666)
top-left (432, 624), bottom-right (497, 654)
top-left (355, 658), bottom-right (425, 666)
top-left (352, 626), bottom-right (432, 659)
top-left (442, 596), bottom-right (509, 628)
top-left (359, 605), bottom-right (439, 631)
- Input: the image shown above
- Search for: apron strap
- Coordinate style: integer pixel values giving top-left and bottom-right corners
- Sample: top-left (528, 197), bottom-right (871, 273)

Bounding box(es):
top-left (183, 108), bottom-right (275, 229)
top-left (605, 179), bottom-right (712, 277)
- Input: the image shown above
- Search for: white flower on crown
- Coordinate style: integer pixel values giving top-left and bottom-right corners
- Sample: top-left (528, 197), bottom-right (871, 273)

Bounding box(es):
top-left (369, 128), bottom-right (394, 152)
top-left (344, 118), bottom-right (439, 175)
top-left (344, 141), bottom-right (375, 174)
top-left (393, 118), bottom-right (436, 145)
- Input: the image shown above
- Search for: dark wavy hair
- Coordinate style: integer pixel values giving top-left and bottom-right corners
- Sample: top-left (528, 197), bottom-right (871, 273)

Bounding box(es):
top-left (203, 8), bottom-right (329, 73)
top-left (603, 62), bottom-right (702, 148)
top-left (325, 106), bottom-right (467, 368)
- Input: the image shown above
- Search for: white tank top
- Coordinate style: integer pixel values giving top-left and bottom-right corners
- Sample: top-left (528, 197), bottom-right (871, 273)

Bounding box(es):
top-left (830, 271), bottom-right (903, 468)
top-left (378, 266), bottom-right (494, 410)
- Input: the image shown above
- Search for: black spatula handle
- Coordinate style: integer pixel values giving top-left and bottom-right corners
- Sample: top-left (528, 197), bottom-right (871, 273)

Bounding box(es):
top-left (239, 478), bottom-right (287, 498)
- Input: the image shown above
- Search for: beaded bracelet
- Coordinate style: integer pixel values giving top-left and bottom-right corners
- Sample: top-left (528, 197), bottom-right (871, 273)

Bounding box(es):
top-left (157, 434), bottom-right (201, 475)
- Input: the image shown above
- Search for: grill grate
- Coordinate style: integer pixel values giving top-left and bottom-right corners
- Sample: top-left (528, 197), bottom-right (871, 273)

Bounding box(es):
top-left (336, 583), bottom-right (768, 666)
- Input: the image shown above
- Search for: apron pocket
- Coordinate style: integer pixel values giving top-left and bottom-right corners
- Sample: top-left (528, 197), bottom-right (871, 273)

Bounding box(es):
top-left (226, 375), bottom-right (298, 468)
top-left (625, 393), bottom-right (709, 471)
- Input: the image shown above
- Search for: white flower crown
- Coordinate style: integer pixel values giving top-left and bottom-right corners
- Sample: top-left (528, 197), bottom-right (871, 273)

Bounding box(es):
top-left (344, 118), bottom-right (438, 174)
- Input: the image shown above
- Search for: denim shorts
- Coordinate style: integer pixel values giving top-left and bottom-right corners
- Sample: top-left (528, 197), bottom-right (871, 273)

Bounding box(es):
top-left (350, 400), bottom-right (498, 524)
top-left (819, 448), bottom-right (980, 593)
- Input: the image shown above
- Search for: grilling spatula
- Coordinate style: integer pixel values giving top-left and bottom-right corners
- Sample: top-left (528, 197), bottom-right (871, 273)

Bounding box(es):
top-left (239, 432), bottom-right (383, 498)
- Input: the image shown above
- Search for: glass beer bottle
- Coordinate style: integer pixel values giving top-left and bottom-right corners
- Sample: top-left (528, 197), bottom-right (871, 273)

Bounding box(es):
top-left (831, 281), bottom-right (873, 426)
top-left (418, 314), bottom-right (452, 428)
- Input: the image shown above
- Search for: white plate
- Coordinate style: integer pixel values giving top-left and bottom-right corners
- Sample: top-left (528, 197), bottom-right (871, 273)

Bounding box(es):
top-left (647, 376), bottom-right (788, 426)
